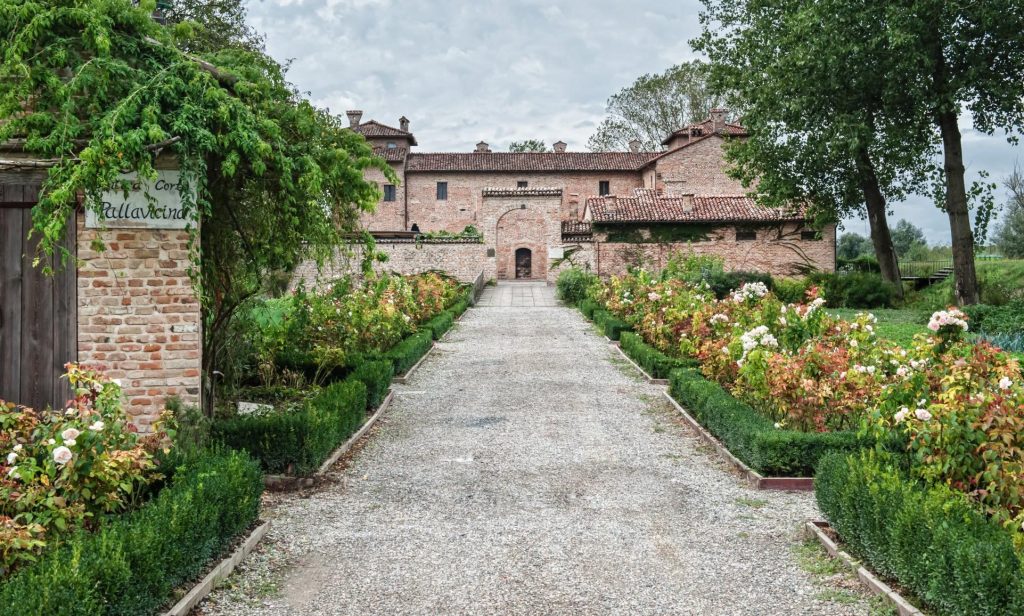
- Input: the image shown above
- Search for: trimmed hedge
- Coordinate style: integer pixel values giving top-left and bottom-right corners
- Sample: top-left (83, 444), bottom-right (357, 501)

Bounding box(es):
top-left (424, 311), bottom-right (455, 340)
top-left (0, 448), bottom-right (262, 615)
top-left (592, 309), bottom-right (631, 340)
top-left (213, 378), bottom-right (367, 475)
top-left (816, 451), bottom-right (1024, 615)
top-left (349, 359), bottom-right (393, 409)
top-left (668, 368), bottom-right (863, 476)
top-left (579, 298), bottom-right (600, 320)
top-left (619, 332), bottom-right (697, 378)
top-left (385, 329), bottom-right (434, 375)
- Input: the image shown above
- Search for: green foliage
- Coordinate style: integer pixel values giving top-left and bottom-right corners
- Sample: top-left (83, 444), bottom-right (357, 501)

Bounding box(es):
top-left (0, 447), bottom-right (262, 615)
top-left (601, 224), bottom-right (712, 243)
top-left (669, 369), bottom-right (863, 476)
top-left (890, 219), bottom-right (928, 259)
top-left (773, 278), bottom-right (812, 304)
top-left (384, 330), bottom-right (434, 376)
top-left (620, 332), bottom-right (697, 378)
top-left (961, 301), bottom-right (1024, 335)
top-left (587, 61), bottom-right (726, 151)
top-left (811, 272), bottom-right (896, 308)
top-left (415, 226), bottom-right (483, 242)
top-left (592, 310), bottom-right (631, 341)
top-left (837, 233), bottom-right (873, 260)
top-left (579, 299), bottom-right (601, 320)
top-left (507, 139), bottom-right (549, 153)
top-left (423, 311), bottom-right (454, 340)
top-left (816, 451), bottom-right (1024, 616)
top-left (213, 378), bottom-right (367, 475)
top-left (349, 360), bottom-right (393, 410)
top-left (556, 267), bottom-right (598, 306)
top-left (995, 167), bottom-right (1024, 258)
top-left (827, 309), bottom-right (930, 348)
top-left (705, 270), bottom-right (774, 300)
top-left (162, 0), bottom-right (265, 53)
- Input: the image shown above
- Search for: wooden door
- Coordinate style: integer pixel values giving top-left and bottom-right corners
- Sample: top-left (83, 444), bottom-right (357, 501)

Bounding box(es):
top-left (515, 248), bottom-right (532, 279)
top-left (0, 184), bottom-right (77, 410)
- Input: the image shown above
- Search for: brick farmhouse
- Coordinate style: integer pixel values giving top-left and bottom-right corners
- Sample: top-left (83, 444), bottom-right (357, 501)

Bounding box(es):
top-left (298, 109), bottom-right (836, 285)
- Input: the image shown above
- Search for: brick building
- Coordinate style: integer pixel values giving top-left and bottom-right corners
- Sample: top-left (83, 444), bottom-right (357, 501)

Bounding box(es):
top-left (315, 109), bottom-right (835, 284)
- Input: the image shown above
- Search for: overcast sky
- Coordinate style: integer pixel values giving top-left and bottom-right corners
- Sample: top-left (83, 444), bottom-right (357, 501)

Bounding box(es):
top-left (246, 0), bottom-right (1021, 245)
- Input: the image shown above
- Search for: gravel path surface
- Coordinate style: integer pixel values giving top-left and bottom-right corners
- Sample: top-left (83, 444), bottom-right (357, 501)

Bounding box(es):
top-left (199, 285), bottom-right (871, 615)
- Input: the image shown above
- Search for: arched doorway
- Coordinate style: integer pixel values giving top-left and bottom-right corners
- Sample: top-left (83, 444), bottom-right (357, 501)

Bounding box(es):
top-left (515, 248), bottom-right (532, 279)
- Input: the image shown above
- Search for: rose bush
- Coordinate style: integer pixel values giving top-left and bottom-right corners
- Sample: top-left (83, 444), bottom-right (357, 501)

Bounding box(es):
top-left (0, 364), bottom-right (159, 575)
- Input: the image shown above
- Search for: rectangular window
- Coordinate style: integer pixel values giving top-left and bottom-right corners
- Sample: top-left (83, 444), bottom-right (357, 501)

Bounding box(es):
top-left (386, 142), bottom-right (397, 149)
top-left (517, 180), bottom-right (528, 188)
top-left (599, 180), bottom-right (610, 196)
top-left (383, 184), bottom-right (396, 202)
top-left (801, 230), bottom-right (821, 241)
top-left (736, 228), bottom-right (757, 241)
top-left (436, 181), bottom-right (448, 200)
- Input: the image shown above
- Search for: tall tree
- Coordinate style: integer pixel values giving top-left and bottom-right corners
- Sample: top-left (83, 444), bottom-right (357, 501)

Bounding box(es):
top-left (508, 139), bottom-right (549, 153)
top-left (694, 1), bottom-right (934, 296)
top-left (161, 0), bottom-right (264, 52)
top-left (837, 233), bottom-right (873, 261)
top-left (890, 219), bottom-right (928, 258)
top-left (0, 0), bottom-right (390, 412)
top-left (882, 1), bottom-right (1024, 304)
top-left (994, 166), bottom-right (1024, 258)
top-left (587, 61), bottom-right (725, 152)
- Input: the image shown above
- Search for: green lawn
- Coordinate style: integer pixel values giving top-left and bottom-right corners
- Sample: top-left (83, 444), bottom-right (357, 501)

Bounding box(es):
top-left (904, 259), bottom-right (1024, 310)
top-left (828, 308), bottom-right (930, 348)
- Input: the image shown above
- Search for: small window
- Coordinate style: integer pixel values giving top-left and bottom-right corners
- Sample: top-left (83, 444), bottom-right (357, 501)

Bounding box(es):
top-left (436, 181), bottom-right (448, 200)
top-left (517, 180), bottom-right (528, 188)
top-left (382, 184), bottom-right (396, 202)
top-left (801, 230), bottom-right (821, 241)
top-left (386, 141), bottom-right (397, 149)
top-left (736, 228), bottom-right (757, 241)
top-left (598, 181), bottom-right (610, 196)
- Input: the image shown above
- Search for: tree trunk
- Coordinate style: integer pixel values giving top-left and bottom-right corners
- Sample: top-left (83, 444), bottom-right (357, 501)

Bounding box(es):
top-left (937, 108), bottom-right (980, 305)
top-left (855, 147), bottom-right (903, 298)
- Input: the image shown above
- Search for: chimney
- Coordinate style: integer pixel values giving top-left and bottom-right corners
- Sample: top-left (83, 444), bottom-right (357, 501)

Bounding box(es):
top-left (346, 110), bottom-right (363, 128)
top-left (475, 141), bottom-right (491, 153)
top-left (628, 139), bottom-right (641, 153)
top-left (553, 140), bottom-right (567, 153)
top-left (399, 116), bottom-right (409, 132)
top-left (710, 108), bottom-right (727, 132)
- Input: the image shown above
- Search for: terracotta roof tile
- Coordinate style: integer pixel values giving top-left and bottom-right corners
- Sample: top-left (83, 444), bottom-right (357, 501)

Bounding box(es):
top-left (585, 189), bottom-right (804, 224)
top-left (355, 120), bottom-right (417, 145)
top-left (661, 116), bottom-right (748, 145)
top-left (372, 146), bottom-right (408, 163)
top-left (561, 221), bottom-right (593, 235)
top-left (482, 187), bottom-right (562, 197)
top-left (406, 152), bottom-right (659, 172)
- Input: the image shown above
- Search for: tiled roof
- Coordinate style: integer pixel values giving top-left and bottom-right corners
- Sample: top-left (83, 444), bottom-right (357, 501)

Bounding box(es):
top-left (355, 120), bottom-right (418, 145)
top-left (585, 189), bottom-right (804, 224)
top-left (561, 221), bottom-right (593, 235)
top-left (661, 117), bottom-right (747, 145)
top-left (481, 187), bottom-right (562, 197)
top-left (372, 146), bottom-right (408, 163)
top-left (406, 152), bottom-right (659, 172)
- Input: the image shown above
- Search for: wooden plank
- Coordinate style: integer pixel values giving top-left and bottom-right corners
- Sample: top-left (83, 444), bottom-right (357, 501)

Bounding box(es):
top-left (0, 207), bottom-right (24, 403)
top-left (19, 208), bottom-right (55, 409)
top-left (52, 216), bottom-right (77, 406)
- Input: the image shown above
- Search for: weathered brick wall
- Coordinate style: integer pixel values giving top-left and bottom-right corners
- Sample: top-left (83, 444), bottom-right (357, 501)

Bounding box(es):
top-left (480, 192), bottom-right (563, 282)
top-left (653, 137), bottom-right (748, 195)
top-left (404, 170), bottom-right (642, 231)
top-left (76, 212), bottom-right (201, 430)
top-left (594, 222), bottom-right (836, 277)
top-left (359, 161), bottom-right (406, 231)
top-left (292, 242), bottom-right (488, 287)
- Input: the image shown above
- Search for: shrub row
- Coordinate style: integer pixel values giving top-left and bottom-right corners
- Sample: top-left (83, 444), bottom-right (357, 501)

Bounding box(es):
top-left (579, 298), bottom-right (600, 320)
top-left (816, 451), bottom-right (1024, 615)
top-left (555, 267), bottom-right (598, 305)
top-left (592, 309), bottom-right (631, 341)
top-left (619, 332), bottom-right (697, 379)
top-left (213, 378), bottom-right (367, 476)
top-left (349, 359), bottom-right (393, 409)
top-left (384, 329), bottom-right (434, 375)
top-left (0, 448), bottom-right (263, 615)
top-left (668, 369), bottom-right (864, 476)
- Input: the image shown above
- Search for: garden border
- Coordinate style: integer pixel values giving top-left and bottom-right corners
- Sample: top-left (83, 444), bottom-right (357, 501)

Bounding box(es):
top-left (803, 521), bottom-right (923, 616)
top-left (610, 342), bottom-right (668, 385)
top-left (262, 388), bottom-right (395, 490)
top-left (163, 520), bottom-right (272, 616)
top-left (660, 389), bottom-right (814, 491)
top-left (393, 303), bottom-right (469, 382)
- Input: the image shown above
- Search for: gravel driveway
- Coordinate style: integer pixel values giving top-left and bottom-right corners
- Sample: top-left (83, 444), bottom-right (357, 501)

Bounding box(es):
top-left (200, 284), bottom-right (871, 615)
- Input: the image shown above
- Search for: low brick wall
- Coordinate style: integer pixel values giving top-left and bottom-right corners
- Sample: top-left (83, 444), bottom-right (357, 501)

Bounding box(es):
top-left (76, 213), bottom-right (202, 430)
top-left (293, 241), bottom-right (489, 287)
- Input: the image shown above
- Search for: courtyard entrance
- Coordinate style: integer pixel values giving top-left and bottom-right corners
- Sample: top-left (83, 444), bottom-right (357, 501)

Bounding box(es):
top-left (514, 247), bottom-right (532, 279)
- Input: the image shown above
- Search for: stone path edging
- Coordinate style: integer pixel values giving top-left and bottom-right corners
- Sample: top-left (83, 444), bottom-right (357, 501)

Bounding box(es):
top-left (163, 521), bottom-right (271, 616)
top-left (263, 389), bottom-right (395, 491)
top-left (803, 521), bottom-right (923, 616)
top-left (610, 343), bottom-right (669, 385)
top-left (661, 389), bottom-right (814, 491)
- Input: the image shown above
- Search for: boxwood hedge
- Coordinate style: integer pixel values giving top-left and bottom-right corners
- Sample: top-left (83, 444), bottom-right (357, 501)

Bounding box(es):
top-left (349, 359), bottom-right (393, 409)
top-left (816, 451), bottom-right (1024, 615)
top-left (619, 332), bottom-right (697, 378)
top-left (0, 448), bottom-right (262, 616)
top-left (579, 298), bottom-right (600, 320)
top-left (668, 368), bottom-right (864, 476)
top-left (592, 309), bottom-right (631, 341)
top-left (385, 329), bottom-right (434, 375)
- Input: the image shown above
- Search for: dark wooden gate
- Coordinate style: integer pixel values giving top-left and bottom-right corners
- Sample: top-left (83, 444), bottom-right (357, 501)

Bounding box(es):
top-left (0, 183), bottom-right (77, 410)
top-left (515, 247), bottom-right (532, 279)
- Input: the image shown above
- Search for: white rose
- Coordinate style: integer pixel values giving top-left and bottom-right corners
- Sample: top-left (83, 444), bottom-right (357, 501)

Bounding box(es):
top-left (53, 446), bottom-right (73, 465)
top-left (6, 452), bottom-right (16, 464)
top-left (894, 408), bottom-right (910, 423)
top-left (999, 376), bottom-right (1013, 390)
top-left (89, 421), bottom-right (105, 432)
top-left (61, 428), bottom-right (81, 442)
top-left (914, 408), bottom-right (932, 421)
top-left (12, 444), bottom-right (22, 452)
